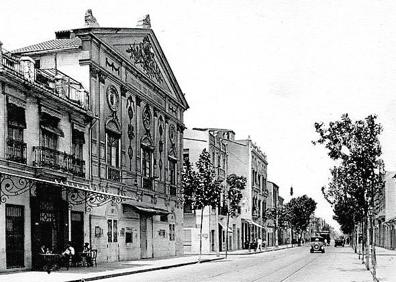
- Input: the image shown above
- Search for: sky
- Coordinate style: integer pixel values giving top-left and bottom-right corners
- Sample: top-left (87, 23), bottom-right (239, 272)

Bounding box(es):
top-left (2, 0), bottom-right (396, 231)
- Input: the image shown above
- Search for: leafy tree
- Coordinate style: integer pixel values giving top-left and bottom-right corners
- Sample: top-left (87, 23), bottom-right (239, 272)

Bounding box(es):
top-left (224, 174), bottom-right (246, 258)
top-left (285, 195), bottom-right (317, 244)
top-left (181, 149), bottom-right (223, 262)
top-left (314, 114), bottom-right (384, 278)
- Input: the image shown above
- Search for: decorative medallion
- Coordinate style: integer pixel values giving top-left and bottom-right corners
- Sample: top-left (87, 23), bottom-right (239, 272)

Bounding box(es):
top-left (106, 85), bottom-right (120, 112)
top-left (126, 36), bottom-right (164, 84)
top-left (142, 106), bottom-right (151, 131)
top-left (127, 96), bottom-right (134, 119)
top-left (127, 124), bottom-right (135, 139)
top-left (128, 145), bottom-right (133, 159)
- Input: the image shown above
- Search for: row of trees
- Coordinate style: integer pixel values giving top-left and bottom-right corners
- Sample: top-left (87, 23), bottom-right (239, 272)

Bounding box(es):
top-left (264, 195), bottom-right (317, 245)
top-left (314, 114), bottom-right (384, 282)
top-left (182, 148), bottom-right (318, 260)
top-left (181, 149), bottom-right (246, 260)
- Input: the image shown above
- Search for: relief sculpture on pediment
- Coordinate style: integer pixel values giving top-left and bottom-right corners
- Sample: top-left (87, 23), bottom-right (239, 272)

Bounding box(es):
top-left (126, 36), bottom-right (164, 84)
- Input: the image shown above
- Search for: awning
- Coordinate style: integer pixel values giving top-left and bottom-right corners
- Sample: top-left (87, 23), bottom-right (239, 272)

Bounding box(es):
top-left (0, 169), bottom-right (134, 208)
top-left (218, 222), bottom-right (232, 233)
top-left (123, 203), bottom-right (170, 215)
top-left (243, 218), bottom-right (265, 229)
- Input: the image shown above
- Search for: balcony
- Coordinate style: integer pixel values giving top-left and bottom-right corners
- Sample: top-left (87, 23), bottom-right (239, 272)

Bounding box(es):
top-left (107, 166), bottom-right (121, 182)
top-left (6, 138), bottom-right (27, 164)
top-left (1, 52), bottom-right (89, 110)
top-left (33, 146), bottom-right (85, 177)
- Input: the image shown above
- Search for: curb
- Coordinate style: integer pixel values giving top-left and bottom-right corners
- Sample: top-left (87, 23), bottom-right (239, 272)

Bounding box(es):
top-left (66, 257), bottom-right (224, 282)
top-left (220, 245), bottom-right (297, 256)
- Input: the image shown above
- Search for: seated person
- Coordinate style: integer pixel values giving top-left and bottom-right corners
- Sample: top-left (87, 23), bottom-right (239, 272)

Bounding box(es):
top-left (61, 241), bottom-right (76, 267)
top-left (82, 242), bottom-right (93, 266)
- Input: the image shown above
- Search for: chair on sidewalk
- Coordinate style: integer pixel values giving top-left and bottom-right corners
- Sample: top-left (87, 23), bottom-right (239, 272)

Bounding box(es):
top-left (90, 249), bottom-right (97, 267)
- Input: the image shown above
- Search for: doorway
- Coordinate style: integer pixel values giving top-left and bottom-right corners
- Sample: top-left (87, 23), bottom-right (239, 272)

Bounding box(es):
top-left (140, 215), bottom-right (148, 258)
top-left (71, 211), bottom-right (84, 252)
top-left (6, 204), bottom-right (24, 268)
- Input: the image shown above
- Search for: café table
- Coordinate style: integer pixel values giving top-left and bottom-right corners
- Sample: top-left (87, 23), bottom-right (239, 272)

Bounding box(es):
top-left (39, 253), bottom-right (62, 273)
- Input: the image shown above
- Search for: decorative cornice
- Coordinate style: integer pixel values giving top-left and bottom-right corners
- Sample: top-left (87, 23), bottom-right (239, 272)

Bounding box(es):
top-left (98, 71), bottom-right (108, 84)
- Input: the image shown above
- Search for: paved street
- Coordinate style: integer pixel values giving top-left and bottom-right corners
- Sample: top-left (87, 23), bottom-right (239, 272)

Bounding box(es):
top-left (102, 246), bottom-right (373, 282)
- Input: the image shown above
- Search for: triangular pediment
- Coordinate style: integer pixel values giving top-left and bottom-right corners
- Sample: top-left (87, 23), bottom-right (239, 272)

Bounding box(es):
top-left (93, 29), bottom-right (188, 109)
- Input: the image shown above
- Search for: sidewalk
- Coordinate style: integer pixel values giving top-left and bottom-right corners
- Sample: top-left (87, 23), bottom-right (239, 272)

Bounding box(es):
top-left (370, 246), bottom-right (396, 282)
top-left (0, 244), bottom-right (296, 282)
top-left (0, 255), bottom-right (222, 282)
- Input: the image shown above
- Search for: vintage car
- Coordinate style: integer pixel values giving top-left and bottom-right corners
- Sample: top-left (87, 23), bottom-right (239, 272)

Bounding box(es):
top-left (334, 237), bottom-right (345, 247)
top-left (310, 236), bottom-right (325, 253)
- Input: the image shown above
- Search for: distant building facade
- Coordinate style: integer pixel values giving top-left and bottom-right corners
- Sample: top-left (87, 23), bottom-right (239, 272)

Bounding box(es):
top-left (228, 137), bottom-right (267, 249)
top-left (182, 128), bottom-right (240, 254)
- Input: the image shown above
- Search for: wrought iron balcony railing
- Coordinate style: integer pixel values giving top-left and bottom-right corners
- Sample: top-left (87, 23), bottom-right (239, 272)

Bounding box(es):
top-left (107, 166), bottom-right (121, 182)
top-left (33, 146), bottom-right (85, 177)
top-left (6, 138), bottom-right (27, 164)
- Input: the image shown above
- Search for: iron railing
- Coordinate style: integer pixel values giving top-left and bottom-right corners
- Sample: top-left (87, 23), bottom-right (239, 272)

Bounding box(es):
top-left (33, 146), bottom-right (85, 177)
top-left (107, 166), bottom-right (121, 182)
top-left (1, 52), bottom-right (89, 110)
top-left (6, 138), bottom-right (27, 164)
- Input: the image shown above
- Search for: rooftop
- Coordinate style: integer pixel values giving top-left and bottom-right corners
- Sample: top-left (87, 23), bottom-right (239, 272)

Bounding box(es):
top-left (12, 37), bottom-right (81, 54)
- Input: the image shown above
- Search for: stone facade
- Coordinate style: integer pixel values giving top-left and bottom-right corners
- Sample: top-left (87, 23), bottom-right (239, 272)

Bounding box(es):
top-left (0, 20), bottom-right (188, 271)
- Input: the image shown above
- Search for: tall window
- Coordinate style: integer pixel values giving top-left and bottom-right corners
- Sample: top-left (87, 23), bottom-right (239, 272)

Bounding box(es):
top-left (169, 224), bottom-right (175, 241)
top-left (142, 148), bottom-right (152, 178)
top-left (72, 130), bottom-right (84, 160)
top-left (42, 130), bottom-right (58, 149)
top-left (107, 219), bottom-right (118, 243)
top-left (107, 132), bottom-right (120, 167)
top-left (7, 104), bottom-right (26, 163)
top-left (142, 147), bottom-right (153, 189)
top-left (169, 160), bottom-right (176, 185)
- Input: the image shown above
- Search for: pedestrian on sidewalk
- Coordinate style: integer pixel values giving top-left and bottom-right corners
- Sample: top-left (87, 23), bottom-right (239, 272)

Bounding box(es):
top-left (257, 238), bottom-right (262, 252)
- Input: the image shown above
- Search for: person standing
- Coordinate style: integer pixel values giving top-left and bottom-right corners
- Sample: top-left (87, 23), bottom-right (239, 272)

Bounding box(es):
top-left (257, 238), bottom-right (263, 252)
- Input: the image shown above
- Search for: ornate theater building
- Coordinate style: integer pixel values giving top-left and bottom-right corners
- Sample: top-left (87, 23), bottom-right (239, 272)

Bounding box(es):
top-left (0, 12), bottom-right (188, 271)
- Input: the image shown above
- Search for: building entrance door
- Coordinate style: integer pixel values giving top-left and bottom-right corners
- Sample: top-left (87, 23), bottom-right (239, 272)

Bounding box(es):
top-left (6, 204), bottom-right (24, 268)
top-left (71, 211), bottom-right (84, 252)
top-left (31, 184), bottom-right (66, 269)
top-left (140, 215), bottom-right (148, 258)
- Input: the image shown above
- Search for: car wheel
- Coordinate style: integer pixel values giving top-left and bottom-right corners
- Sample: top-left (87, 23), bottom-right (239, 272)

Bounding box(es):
top-left (310, 250), bottom-right (313, 253)
top-left (322, 250), bottom-right (325, 253)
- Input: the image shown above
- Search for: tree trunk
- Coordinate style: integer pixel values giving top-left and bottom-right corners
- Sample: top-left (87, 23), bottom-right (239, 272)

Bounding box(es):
top-left (291, 227), bottom-right (293, 247)
top-left (365, 216), bottom-right (370, 270)
top-left (199, 207), bottom-right (204, 263)
top-left (225, 212), bottom-right (230, 258)
top-left (370, 214), bottom-right (378, 282)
